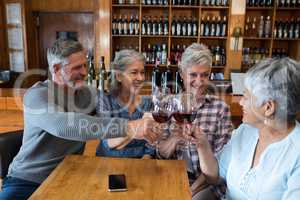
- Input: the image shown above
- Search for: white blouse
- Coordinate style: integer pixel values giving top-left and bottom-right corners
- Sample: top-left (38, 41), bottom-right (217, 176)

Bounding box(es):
top-left (217, 121), bottom-right (300, 200)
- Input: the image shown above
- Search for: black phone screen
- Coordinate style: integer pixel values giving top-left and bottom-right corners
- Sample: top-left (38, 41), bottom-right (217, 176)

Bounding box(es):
top-left (108, 174), bottom-right (127, 192)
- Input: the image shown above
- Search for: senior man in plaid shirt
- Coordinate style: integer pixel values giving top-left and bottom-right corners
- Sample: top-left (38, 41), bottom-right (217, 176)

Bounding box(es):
top-left (157, 43), bottom-right (233, 200)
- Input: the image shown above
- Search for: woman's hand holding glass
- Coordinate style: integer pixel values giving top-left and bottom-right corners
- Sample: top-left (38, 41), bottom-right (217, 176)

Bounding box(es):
top-left (172, 92), bottom-right (198, 152)
top-left (186, 126), bottom-right (211, 150)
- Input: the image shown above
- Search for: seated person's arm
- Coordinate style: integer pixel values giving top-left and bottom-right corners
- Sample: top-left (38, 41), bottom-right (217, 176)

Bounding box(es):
top-left (157, 127), bottom-right (184, 158)
top-left (214, 104), bottom-right (233, 153)
top-left (96, 93), bottom-right (133, 149)
top-left (157, 136), bottom-right (182, 158)
top-left (25, 91), bottom-right (152, 142)
top-left (189, 126), bottom-right (220, 184)
top-left (25, 104), bottom-right (128, 141)
top-left (282, 164), bottom-right (300, 200)
top-left (108, 136), bottom-right (132, 149)
top-left (190, 173), bottom-right (209, 197)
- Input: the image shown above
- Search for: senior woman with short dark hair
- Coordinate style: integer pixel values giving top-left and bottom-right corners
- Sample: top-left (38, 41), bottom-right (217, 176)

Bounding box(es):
top-left (191, 58), bottom-right (300, 200)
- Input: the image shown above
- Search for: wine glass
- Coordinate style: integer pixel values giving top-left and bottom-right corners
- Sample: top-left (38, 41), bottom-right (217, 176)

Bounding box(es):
top-left (151, 88), bottom-right (173, 144)
top-left (172, 92), bottom-right (197, 156)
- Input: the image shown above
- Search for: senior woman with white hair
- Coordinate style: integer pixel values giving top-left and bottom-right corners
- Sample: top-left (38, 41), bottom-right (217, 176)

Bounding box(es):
top-left (157, 43), bottom-right (233, 199)
top-left (189, 58), bottom-right (300, 200)
top-left (96, 49), bottom-right (156, 158)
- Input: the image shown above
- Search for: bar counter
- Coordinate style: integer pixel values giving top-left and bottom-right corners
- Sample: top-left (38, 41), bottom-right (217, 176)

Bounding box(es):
top-left (0, 88), bottom-right (242, 115)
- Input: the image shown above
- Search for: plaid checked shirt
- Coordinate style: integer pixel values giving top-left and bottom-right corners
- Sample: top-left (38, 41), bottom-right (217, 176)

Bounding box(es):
top-left (158, 95), bottom-right (233, 198)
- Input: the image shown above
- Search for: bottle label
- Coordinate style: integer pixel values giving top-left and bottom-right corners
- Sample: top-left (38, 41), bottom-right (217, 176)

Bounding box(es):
top-left (164, 24), bottom-right (168, 35)
top-left (205, 25), bottom-right (209, 36)
top-left (152, 24), bottom-right (156, 35)
top-left (216, 25), bottom-right (221, 37)
top-left (200, 24), bottom-right (204, 36)
top-left (142, 24), bottom-right (146, 35)
top-left (176, 24), bottom-right (181, 35)
top-left (187, 24), bottom-right (192, 36)
top-left (158, 24), bottom-right (162, 35)
top-left (147, 24), bottom-right (151, 35)
top-left (193, 24), bottom-right (198, 36)
top-left (124, 23), bottom-right (128, 34)
top-left (135, 22), bottom-right (139, 35)
top-left (211, 25), bottom-right (215, 36)
top-left (222, 24), bottom-right (226, 36)
top-left (130, 23), bottom-right (134, 35)
top-left (172, 24), bottom-right (176, 35)
top-left (182, 25), bottom-right (187, 36)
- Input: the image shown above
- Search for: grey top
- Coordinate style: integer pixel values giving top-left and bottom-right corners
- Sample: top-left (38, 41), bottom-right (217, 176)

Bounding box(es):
top-left (8, 81), bottom-right (128, 184)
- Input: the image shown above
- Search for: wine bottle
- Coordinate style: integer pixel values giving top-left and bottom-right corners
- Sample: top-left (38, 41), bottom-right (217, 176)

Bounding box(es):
top-left (135, 15), bottom-right (139, 35)
top-left (164, 16), bottom-right (169, 35)
top-left (161, 44), bottom-right (168, 65)
top-left (98, 56), bottom-right (107, 92)
top-left (162, 59), bottom-right (173, 94)
top-left (221, 16), bottom-right (227, 36)
top-left (152, 61), bottom-right (161, 93)
top-left (264, 16), bottom-right (271, 38)
top-left (87, 53), bottom-right (96, 87)
top-left (174, 66), bottom-right (183, 94)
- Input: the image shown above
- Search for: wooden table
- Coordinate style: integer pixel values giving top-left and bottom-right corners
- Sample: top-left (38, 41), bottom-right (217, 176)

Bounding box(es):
top-left (29, 155), bottom-right (191, 200)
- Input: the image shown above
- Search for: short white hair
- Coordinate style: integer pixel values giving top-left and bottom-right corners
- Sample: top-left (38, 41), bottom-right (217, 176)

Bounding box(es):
top-left (244, 58), bottom-right (300, 122)
top-left (179, 43), bottom-right (212, 71)
top-left (47, 39), bottom-right (83, 75)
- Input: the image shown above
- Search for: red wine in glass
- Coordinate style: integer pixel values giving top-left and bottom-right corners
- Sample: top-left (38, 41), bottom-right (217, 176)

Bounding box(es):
top-left (152, 111), bottom-right (171, 123)
top-left (173, 112), bottom-right (197, 124)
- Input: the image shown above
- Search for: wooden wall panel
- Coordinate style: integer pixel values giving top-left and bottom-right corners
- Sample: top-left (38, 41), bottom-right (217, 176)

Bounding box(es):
top-left (30, 0), bottom-right (96, 12)
top-left (225, 14), bottom-right (245, 78)
top-left (25, 0), bottom-right (98, 87)
top-left (0, 1), bottom-right (9, 70)
top-left (95, 0), bottom-right (111, 70)
top-left (25, 5), bottom-right (39, 70)
top-left (38, 13), bottom-right (95, 69)
top-left (0, 97), bottom-right (6, 110)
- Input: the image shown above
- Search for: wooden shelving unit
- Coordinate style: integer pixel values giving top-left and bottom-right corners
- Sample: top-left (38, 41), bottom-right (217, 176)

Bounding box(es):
top-left (246, 7), bottom-right (274, 10)
top-left (111, 0), bottom-right (230, 85)
top-left (112, 4), bottom-right (140, 7)
top-left (242, 2), bottom-right (300, 71)
top-left (243, 37), bottom-right (272, 40)
top-left (201, 6), bottom-right (230, 9)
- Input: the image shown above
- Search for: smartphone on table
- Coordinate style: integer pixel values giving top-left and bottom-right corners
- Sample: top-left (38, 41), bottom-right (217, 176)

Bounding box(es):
top-left (108, 174), bottom-right (127, 192)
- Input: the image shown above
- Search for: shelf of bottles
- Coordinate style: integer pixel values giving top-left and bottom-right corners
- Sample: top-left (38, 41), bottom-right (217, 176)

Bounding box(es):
top-left (111, 0), bottom-right (230, 88)
top-left (244, 13), bottom-right (273, 39)
top-left (242, 47), bottom-right (269, 70)
top-left (243, 0), bottom-right (273, 70)
top-left (273, 0), bottom-right (300, 61)
top-left (273, 18), bottom-right (300, 39)
top-left (276, 0), bottom-right (300, 8)
top-left (242, 0), bottom-right (300, 70)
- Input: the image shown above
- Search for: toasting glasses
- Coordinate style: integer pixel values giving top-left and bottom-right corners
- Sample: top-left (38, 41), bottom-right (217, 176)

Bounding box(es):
top-left (151, 90), bottom-right (197, 152)
top-left (172, 92), bottom-right (197, 156)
